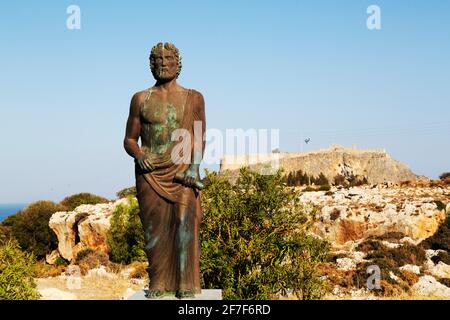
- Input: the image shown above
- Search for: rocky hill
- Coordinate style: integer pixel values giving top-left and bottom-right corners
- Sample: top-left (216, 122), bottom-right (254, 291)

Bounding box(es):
top-left (220, 145), bottom-right (420, 184)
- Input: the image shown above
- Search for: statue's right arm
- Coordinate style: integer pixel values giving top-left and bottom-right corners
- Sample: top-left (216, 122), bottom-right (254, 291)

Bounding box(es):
top-left (124, 93), bottom-right (154, 171)
top-left (124, 92), bottom-right (144, 159)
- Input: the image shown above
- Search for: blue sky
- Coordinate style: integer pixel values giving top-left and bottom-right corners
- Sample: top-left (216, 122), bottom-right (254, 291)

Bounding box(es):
top-left (0, 1), bottom-right (449, 203)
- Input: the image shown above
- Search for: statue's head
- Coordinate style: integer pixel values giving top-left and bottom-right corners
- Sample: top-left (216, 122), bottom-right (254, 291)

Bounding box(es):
top-left (149, 42), bottom-right (182, 81)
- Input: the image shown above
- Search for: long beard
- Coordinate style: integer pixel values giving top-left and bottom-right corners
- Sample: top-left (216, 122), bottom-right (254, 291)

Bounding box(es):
top-left (152, 68), bottom-right (177, 81)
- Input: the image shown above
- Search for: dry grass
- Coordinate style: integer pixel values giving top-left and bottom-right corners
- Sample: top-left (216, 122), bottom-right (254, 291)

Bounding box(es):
top-left (128, 261), bottom-right (148, 279)
top-left (35, 261), bottom-right (66, 278)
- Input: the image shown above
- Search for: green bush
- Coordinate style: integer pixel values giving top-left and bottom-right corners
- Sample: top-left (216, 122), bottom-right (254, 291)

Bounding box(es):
top-left (434, 200), bottom-right (446, 212)
top-left (200, 168), bottom-right (330, 300)
top-left (0, 240), bottom-right (40, 300)
top-left (116, 187), bottom-right (137, 199)
top-left (302, 185), bottom-right (331, 192)
top-left (54, 256), bottom-right (68, 266)
top-left (353, 240), bottom-right (426, 295)
top-left (284, 170), bottom-right (329, 187)
top-left (3, 201), bottom-right (65, 259)
top-left (421, 214), bottom-right (450, 252)
top-left (439, 172), bottom-right (450, 180)
top-left (0, 225), bottom-right (13, 245)
top-left (106, 197), bottom-right (146, 264)
top-left (60, 192), bottom-right (109, 211)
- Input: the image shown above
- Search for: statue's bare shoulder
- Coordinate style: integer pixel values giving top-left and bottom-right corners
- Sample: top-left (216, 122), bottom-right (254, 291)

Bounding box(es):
top-left (189, 89), bottom-right (205, 114)
top-left (128, 89), bottom-right (149, 116)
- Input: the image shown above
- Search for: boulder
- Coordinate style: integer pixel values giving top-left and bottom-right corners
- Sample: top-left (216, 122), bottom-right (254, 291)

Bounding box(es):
top-left (336, 258), bottom-right (356, 271)
top-left (426, 262), bottom-right (450, 279)
top-left (412, 275), bottom-right (450, 299)
top-left (45, 250), bottom-right (61, 265)
top-left (49, 199), bottom-right (128, 261)
top-left (399, 264), bottom-right (421, 275)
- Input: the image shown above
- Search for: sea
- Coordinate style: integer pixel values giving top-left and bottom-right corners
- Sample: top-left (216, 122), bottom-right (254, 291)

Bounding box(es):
top-left (0, 203), bottom-right (28, 222)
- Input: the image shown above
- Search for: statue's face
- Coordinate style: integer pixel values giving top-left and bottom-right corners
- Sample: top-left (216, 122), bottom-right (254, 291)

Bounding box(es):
top-left (152, 47), bottom-right (178, 81)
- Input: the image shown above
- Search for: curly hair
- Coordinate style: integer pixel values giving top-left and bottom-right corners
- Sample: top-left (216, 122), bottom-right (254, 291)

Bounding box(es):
top-left (149, 42), bottom-right (182, 79)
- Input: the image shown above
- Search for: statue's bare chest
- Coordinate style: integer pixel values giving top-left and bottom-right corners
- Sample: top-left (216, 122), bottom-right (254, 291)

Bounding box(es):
top-left (140, 90), bottom-right (187, 125)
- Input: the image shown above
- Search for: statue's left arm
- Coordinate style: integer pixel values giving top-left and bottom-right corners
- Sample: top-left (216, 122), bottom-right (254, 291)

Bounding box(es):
top-left (182, 90), bottom-right (206, 188)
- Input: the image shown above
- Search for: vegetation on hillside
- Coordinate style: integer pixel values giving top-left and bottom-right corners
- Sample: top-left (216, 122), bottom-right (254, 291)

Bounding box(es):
top-left (0, 240), bottom-right (40, 300)
top-left (1, 201), bottom-right (66, 259)
top-left (60, 192), bottom-right (109, 211)
top-left (106, 197), bottom-right (146, 264)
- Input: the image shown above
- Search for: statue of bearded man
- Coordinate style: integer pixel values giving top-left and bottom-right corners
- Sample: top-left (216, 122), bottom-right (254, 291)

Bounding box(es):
top-left (124, 42), bottom-right (206, 299)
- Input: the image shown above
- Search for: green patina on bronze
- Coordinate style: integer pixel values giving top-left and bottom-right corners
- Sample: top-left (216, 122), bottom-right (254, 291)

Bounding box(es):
top-left (141, 102), bottom-right (184, 155)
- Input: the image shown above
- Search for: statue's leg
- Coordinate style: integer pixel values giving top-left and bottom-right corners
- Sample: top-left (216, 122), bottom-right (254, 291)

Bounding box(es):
top-left (175, 202), bottom-right (196, 299)
top-left (136, 174), bottom-right (176, 297)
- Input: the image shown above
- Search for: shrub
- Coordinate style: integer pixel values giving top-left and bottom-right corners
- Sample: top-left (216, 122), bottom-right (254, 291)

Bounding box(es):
top-left (439, 172), bottom-right (450, 180)
top-left (349, 176), bottom-right (368, 187)
top-left (434, 200), bottom-right (446, 212)
top-left (399, 270), bottom-right (419, 286)
top-left (116, 187), bottom-right (137, 199)
top-left (60, 192), bottom-right (109, 211)
top-left (439, 278), bottom-right (450, 288)
top-left (366, 243), bottom-right (426, 267)
top-left (353, 240), bottom-right (426, 295)
top-left (106, 197), bottom-right (146, 264)
top-left (302, 185), bottom-right (331, 192)
top-left (129, 262), bottom-right (149, 279)
top-left (0, 225), bottom-right (13, 245)
top-left (55, 256), bottom-right (68, 266)
top-left (0, 240), bottom-right (40, 300)
top-left (75, 248), bottom-right (110, 275)
top-left (420, 215), bottom-right (450, 252)
top-left (35, 261), bottom-right (66, 278)
top-left (371, 232), bottom-right (406, 243)
top-left (200, 168), bottom-right (330, 300)
top-left (333, 174), bottom-right (347, 186)
top-left (4, 201), bottom-right (65, 259)
top-left (356, 239), bottom-right (385, 253)
top-left (311, 173), bottom-right (329, 186)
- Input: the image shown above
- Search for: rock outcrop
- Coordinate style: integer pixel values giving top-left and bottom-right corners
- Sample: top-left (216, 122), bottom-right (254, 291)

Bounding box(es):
top-left (302, 184), bottom-right (449, 247)
top-left (220, 145), bottom-right (420, 184)
top-left (49, 199), bottom-right (128, 261)
top-left (412, 275), bottom-right (450, 298)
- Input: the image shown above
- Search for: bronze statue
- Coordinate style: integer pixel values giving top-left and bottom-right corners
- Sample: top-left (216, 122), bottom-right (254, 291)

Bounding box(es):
top-left (124, 42), bottom-right (206, 299)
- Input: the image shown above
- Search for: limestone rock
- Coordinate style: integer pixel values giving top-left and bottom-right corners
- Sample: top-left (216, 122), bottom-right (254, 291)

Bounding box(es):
top-left (427, 262), bottom-right (450, 279)
top-left (302, 186), bottom-right (447, 246)
top-left (412, 275), bottom-right (450, 299)
top-left (45, 250), bottom-right (61, 265)
top-left (49, 199), bottom-right (128, 261)
top-left (425, 249), bottom-right (441, 260)
top-left (86, 266), bottom-right (114, 279)
top-left (399, 264), bottom-right (421, 275)
top-left (336, 258), bottom-right (357, 271)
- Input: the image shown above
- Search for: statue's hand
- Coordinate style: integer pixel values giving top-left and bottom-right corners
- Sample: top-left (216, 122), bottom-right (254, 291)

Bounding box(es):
top-left (183, 169), bottom-right (200, 188)
top-left (136, 155), bottom-right (155, 172)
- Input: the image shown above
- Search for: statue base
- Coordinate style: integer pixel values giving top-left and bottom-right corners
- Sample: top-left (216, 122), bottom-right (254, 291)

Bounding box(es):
top-left (128, 289), bottom-right (222, 300)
